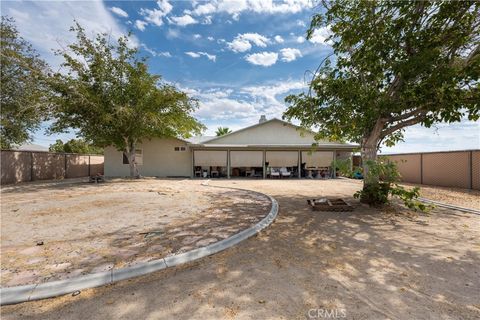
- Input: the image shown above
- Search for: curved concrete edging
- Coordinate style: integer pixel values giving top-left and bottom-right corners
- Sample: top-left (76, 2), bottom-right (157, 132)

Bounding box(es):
top-left (0, 186), bottom-right (278, 305)
top-left (419, 197), bottom-right (480, 215)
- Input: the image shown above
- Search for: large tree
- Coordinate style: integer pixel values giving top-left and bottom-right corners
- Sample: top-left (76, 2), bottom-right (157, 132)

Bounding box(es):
top-left (285, 0), bottom-right (479, 195)
top-left (49, 139), bottom-right (103, 154)
top-left (49, 23), bottom-right (204, 177)
top-left (0, 16), bottom-right (50, 149)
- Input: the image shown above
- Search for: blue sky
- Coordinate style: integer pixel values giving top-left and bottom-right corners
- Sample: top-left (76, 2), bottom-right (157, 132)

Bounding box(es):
top-left (4, 0), bottom-right (479, 153)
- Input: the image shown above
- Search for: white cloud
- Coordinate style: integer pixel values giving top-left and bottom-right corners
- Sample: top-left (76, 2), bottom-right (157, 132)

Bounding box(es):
top-left (193, 34), bottom-right (202, 39)
top-left (166, 28), bottom-right (181, 39)
top-left (192, 2), bottom-right (217, 15)
top-left (280, 48), bottom-right (302, 62)
top-left (190, 0), bottom-right (312, 20)
top-left (207, 36), bottom-right (215, 41)
top-left (296, 36), bottom-right (305, 43)
top-left (274, 35), bottom-right (284, 43)
top-left (185, 51), bottom-right (201, 58)
top-left (245, 51), bottom-right (278, 67)
top-left (227, 33), bottom-right (270, 53)
top-left (158, 51), bottom-right (172, 58)
top-left (309, 26), bottom-right (333, 45)
top-left (297, 19), bottom-right (306, 27)
top-left (110, 6), bottom-right (128, 18)
top-left (169, 14), bottom-right (198, 26)
top-left (140, 0), bottom-right (173, 27)
top-left (227, 38), bottom-right (251, 53)
top-left (185, 51), bottom-right (216, 62)
top-left (381, 120), bottom-right (480, 153)
top-left (142, 44), bottom-right (171, 58)
top-left (135, 20), bottom-right (147, 31)
top-left (242, 80), bottom-right (305, 107)
top-left (202, 16), bottom-right (213, 25)
top-left (184, 79), bottom-right (306, 130)
top-left (4, 0), bottom-right (133, 68)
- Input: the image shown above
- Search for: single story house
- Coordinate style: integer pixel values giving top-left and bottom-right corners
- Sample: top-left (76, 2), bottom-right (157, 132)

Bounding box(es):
top-left (104, 117), bottom-right (359, 179)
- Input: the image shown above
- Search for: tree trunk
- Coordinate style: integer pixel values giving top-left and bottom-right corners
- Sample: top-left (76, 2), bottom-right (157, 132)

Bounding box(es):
top-left (124, 139), bottom-right (139, 179)
top-left (360, 119), bottom-right (385, 205)
top-left (361, 143), bottom-right (378, 183)
top-left (360, 118), bottom-right (384, 188)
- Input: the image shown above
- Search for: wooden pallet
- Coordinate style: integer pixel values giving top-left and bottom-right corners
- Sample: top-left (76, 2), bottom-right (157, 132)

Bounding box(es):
top-left (307, 198), bottom-right (354, 212)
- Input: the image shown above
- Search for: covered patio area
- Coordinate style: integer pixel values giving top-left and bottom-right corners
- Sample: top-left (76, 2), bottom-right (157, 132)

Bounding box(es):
top-left (192, 148), bottom-right (352, 179)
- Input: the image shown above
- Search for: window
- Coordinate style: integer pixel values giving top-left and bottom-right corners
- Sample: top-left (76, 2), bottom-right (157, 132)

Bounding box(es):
top-left (174, 146), bottom-right (187, 152)
top-left (123, 149), bottom-right (143, 165)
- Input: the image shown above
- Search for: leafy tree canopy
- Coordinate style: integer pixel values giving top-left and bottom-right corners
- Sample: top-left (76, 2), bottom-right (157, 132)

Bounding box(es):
top-left (215, 127), bottom-right (232, 136)
top-left (49, 138), bottom-right (103, 154)
top-left (285, 1), bottom-right (479, 156)
top-left (49, 22), bottom-right (204, 177)
top-left (0, 16), bottom-right (50, 149)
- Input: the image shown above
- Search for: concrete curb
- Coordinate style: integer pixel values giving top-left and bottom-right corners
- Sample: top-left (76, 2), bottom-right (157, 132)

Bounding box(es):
top-left (1, 187), bottom-right (278, 305)
top-left (419, 197), bottom-right (480, 215)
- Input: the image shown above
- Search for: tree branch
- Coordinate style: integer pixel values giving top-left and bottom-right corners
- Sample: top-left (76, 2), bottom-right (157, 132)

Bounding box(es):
top-left (381, 116), bottom-right (425, 138)
top-left (389, 108), bottom-right (425, 122)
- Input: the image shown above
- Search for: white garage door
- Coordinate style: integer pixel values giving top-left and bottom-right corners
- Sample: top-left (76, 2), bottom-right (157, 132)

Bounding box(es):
top-left (266, 151), bottom-right (298, 167)
top-left (301, 151), bottom-right (334, 167)
top-left (194, 150), bottom-right (227, 166)
top-left (230, 151), bottom-right (263, 167)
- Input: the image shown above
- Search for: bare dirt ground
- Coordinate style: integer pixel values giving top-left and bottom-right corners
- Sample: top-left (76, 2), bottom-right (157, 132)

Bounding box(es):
top-left (341, 178), bottom-right (480, 210)
top-left (1, 179), bottom-right (479, 320)
top-left (402, 182), bottom-right (480, 210)
top-left (0, 179), bottom-right (271, 287)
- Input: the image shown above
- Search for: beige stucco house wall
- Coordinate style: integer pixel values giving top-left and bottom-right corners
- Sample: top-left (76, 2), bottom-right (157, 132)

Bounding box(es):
top-left (104, 138), bottom-right (191, 177)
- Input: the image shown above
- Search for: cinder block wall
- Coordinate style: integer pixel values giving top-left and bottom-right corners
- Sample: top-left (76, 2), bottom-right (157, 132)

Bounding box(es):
top-left (385, 150), bottom-right (479, 190)
top-left (1, 150), bottom-right (104, 184)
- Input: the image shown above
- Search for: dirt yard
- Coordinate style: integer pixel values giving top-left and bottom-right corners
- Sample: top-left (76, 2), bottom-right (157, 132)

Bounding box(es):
top-left (1, 179), bottom-right (479, 320)
top-left (0, 179), bottom-right (271, 286)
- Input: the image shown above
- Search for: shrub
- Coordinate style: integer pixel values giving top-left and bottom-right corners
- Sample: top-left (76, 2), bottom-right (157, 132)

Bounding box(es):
top-left (331, 158), bottom-right (354, 178)
top-left (354, 158), bottom-right (430, 212)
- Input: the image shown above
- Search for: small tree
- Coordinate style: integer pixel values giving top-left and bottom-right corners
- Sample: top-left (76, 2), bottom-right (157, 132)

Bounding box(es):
top-left (0, 16), bottom-right (50, 149)
top-left (49, 23), bottom-right (204, 177)
top-left (215, 127), bottom-right (232, 136)
top-left (49, 139), bottom-right (103, 154)
top-left (285, 1), bottom-right (479, 204)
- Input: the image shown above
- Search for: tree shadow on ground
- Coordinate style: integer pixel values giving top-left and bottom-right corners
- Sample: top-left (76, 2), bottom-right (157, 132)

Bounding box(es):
top-left (2, 183), bottom-right (479, 320)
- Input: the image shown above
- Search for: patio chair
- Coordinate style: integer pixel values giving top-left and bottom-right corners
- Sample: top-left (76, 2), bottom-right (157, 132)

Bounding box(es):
top-left (270, 168), bottom-right (280, 178)
top-left (279, 167), bottom-right (291, 178)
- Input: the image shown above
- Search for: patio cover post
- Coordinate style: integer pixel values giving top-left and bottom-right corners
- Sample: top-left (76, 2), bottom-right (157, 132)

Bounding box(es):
top-left (263, 150), bottom-right (266, 179)
top-left (191, 148), bottom-right (194, 178)
top-left (332, 150), bottom-right (337, 178)
top-left (298, 150), bottom-right (301, 179)
top-left (227, 149), bottom-right (231, 179)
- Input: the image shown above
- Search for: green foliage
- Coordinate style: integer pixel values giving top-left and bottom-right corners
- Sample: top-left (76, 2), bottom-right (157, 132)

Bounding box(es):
top-left (331, 158), bottom-right (353, 178)
top-left (285, 1), bottom-right (479, 146)
top-left (354, 158), bottom-right (430, 212)
top-left (49, 139), bottom-right (103, 154)
top-left (48, 22), bottom-right (204, 177)
top-left (0, 16), bottom-right (50, 149)
top-left (284, 1), bottom-right (479, 189)
top-left (215, 127), bottom-right (232, 136)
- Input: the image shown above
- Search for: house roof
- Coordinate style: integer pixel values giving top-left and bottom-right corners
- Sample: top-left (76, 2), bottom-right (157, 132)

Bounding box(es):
top-left (197, 118), bottom-right (309, 144)
top-left (187, 118), bottom-right (359, 149)
top-left (186, 135), bottom-right (216, 144)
